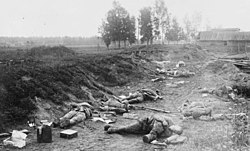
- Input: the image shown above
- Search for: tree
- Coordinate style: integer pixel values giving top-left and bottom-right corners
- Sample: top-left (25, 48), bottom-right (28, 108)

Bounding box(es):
top-left (139, 7), bottom-right (153, 45)
top-left (106, 1), bottom-right (129, 48)
top-left (100, 1), bottom-right (136, 48)
top-left (127, 16), bottom-right (136, 45)
top-left (153, 0), bottom-right (170, 44)
top-left (178, 28), bottom-right (186, 42)
top-left (121, 15), bottom-right (136, 47)
top-left (166, 17), bottom-right (183, 43)
top-left (99, 21), bottom-right (111, 49)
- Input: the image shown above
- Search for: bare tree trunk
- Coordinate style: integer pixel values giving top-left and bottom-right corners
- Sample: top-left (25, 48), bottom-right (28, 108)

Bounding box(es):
top-left (118, 40), bottom-right (121, 48)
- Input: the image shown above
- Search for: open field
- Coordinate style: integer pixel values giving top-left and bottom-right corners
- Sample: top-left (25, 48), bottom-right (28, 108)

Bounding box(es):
top-left (0, 44), bottom-right (249, 151)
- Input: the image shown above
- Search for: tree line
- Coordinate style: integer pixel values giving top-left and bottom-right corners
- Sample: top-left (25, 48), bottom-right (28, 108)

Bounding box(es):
top-left (99, 0), bottom-right (202, 48)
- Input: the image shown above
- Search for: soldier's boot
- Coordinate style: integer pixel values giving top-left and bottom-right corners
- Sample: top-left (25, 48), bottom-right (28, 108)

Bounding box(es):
top-left (104, 124), bottom-right (112, 131)
top-left (107, 127), bottom-right (120, 134)
top-left (60, 119), bottom-right (70, 129)
top-left (142, 133), bottom-right (157, 143)
top-left (104, 124), bottom-right (122, 134)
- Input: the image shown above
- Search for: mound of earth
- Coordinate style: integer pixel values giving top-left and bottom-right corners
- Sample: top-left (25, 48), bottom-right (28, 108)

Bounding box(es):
top-left (0, 47), bottom-right (156, 132)
top-left (26, 46), bottom-right (76, 58)
top-left (205, 60), bottom-right (239, 75)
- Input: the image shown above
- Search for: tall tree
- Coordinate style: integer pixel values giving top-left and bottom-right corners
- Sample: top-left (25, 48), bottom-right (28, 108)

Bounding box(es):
top-left (99, 21), bottom-right (111, 49)
top-left (127, 16), bottom-right (136, 45)
top-left (100, 1), bottom-right (136, 48)
top-left (166, 17), bottom-right (183, 43)
top-left (106, 1), bottom-right (129, 48)
top-left (153, 0), bottom-right (170, 44)
top-left (139, 7), bottom-right (153, 45)
top-left (121, 15), bottom-right (136, 47)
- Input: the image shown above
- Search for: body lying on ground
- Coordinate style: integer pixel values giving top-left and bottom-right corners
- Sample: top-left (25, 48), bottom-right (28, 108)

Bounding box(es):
top-left (166, 70), bottom-right (195, 78)
top-left (156, 69), bottom-right (195, 78)
top-left (99, 98), bottom-right (131, 114)
top-left (198, 86), bottom-right (237, 101)
top-left (179, 100), bottom-right (212, 120)
top-left (59, 102), bottom-right (93, 128)
top-left (59, 97), bottom-right (132, 128)
top-left (104, 114), bottom-right (187, 144)
top-left (121, 88), bottom-right (163, 104)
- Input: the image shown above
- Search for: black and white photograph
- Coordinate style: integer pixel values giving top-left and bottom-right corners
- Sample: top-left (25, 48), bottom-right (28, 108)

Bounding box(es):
top-left (0, 0), bottom-right (249, 150)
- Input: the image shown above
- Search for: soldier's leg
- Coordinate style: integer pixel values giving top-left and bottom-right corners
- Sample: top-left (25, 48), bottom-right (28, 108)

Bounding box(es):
top-left (106, 120), bottom-right (144, 134)
top-left (165, 134), bottom-right (187, 144)
top-left (143, 120), bottom-right (164, 143)
top-left (106, 98), bottom-right (126, 108)
top-left (60, 110), bottom-right (77, 122)
top-left (99, 106), bottom-right (127, 114)
top-left (69, 112), bottom-right (86, 125)
top-left (121, 93), bottom-right (138, 101)
top-left (60, 110), bottom-right (78, 128)
top-left (125, 95), bottom-right (144, 104)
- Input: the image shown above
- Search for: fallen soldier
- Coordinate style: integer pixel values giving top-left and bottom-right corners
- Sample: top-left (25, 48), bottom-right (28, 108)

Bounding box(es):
top-left (99, 98), bottom-right (131, 114)
top-left (121, 88), bottom-right (163, 104)
top-left (166, 70), bottom-right (195, 78)
top-left (59, 102), bottom-right (93, 128)
top-left (199, 86), bottom-right (237, 101)
top-left (178, 100), bottom-right (212, 120)
top-left (104, 115), bottom-right (187, 144)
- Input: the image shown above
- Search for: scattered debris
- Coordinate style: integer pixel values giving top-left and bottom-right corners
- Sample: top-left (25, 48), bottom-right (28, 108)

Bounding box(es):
top-left (91, 117), bottom-right (116, 124)
top-left (3, 130), bottom-right (27, 148)
top-left (152, 60), bottom-right (170, 69)
top-left (166, 81), bottom-right (189, 88)
top-left (130, 105), bottom-right (171, 114)
top-left (37, 122), bottom-right (52, 143)
top-left (60, 129), bottom-right (78, 139)
top-left (122, 113), bottom-right (139, 120)
top-left (151, 76), bottom-right (166, 82)
top-left (103, 111), bottom-right (117, 117)
top-left (0, 133), bottom-right (11, 138)
top-left (202, 93), bottom-right (208, 97)
top-left (176, 61), bottom-right (185, 68)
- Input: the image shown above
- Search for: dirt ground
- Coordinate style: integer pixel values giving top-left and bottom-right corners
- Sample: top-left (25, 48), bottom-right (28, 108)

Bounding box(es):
top-left (0, 44), bottom-right (249, 151)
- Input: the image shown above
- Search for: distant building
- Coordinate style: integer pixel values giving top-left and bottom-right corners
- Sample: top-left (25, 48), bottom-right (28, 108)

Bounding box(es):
top-left (198, 28), bottom-right (250, 52)
top-left (210, 28), bottom-right (240, 32)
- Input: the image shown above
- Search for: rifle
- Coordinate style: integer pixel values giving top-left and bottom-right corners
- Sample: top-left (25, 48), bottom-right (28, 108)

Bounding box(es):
top-left (130, 105), bottom-right (179, 114)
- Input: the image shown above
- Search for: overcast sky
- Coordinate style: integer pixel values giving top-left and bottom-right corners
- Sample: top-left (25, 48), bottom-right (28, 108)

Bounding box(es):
top-left (0, 0), bottom-right (249, 37)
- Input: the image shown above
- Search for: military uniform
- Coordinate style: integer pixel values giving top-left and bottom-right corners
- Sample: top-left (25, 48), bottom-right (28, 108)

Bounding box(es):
top-left (59, 102), bottom-right (93, 128)
top-left (121, 89), bottom-right (162, 104)
top-left (99, 98), bottom-right (131, 114)
top-left (179, 101), bottom-right (212, 119)
top-left (104, 115), bottom-right (185, 144)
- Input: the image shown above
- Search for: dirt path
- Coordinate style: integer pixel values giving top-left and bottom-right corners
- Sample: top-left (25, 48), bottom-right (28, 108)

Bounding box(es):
top-left (0, 45), bottom-right (242, 151)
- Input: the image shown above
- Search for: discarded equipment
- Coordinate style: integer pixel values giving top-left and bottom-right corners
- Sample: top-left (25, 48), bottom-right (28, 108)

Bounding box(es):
top-left (3, 130), bottom-right (27, 148)
top-left (60, 129), bottom-right (78, 139)
top-left (176, 61), bottom-right (185, 68)
top-left (131, 105), bottom-right (173, 114)
top-left (37, 122), bottom-right (52, 143)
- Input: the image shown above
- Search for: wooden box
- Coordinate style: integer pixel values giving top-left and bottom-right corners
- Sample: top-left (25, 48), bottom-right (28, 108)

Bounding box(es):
top-left (60, 129), bottom-right (78, 139)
